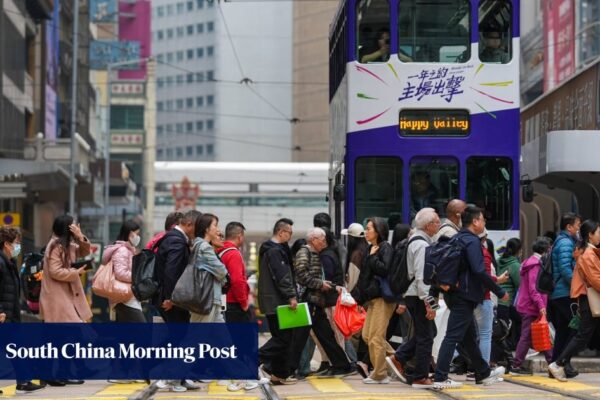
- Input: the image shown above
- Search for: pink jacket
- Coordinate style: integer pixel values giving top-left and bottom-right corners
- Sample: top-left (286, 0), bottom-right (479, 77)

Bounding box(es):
top-left (40, 236), bottom-right (93, 322)
top-left (516, 254), bottom-right (548, 316)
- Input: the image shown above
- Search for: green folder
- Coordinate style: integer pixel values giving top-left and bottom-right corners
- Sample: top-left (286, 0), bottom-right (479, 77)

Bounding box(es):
top-left (276, 302), bottom-right (312, 330)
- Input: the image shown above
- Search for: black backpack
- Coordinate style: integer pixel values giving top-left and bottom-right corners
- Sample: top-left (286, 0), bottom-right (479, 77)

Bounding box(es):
top-left (388, 236), bottom-right (427, 296)
top-left (424, 235), bottom-right (465, 289)
top-left (21, 252), bottom-right (44, 304)
top-left (131, 249), bottom-right (160, 302)
top-left (536, 248), bottom-right (555, 295)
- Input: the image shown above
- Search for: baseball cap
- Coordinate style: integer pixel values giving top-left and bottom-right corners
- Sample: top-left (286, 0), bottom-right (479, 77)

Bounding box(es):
top-left (341, 223), bottom-right (365, 238)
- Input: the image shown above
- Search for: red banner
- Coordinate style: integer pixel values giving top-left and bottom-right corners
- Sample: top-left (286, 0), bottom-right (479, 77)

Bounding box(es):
top-left (544, 0), bottom-right (575, 92)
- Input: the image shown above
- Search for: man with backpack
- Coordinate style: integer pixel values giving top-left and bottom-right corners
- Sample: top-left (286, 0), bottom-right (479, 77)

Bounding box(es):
top-left (431, 206), bottom-right (508, 389)
top-left (386, 208), bottom-right (440, 388)
top-left (433, 199), bottom-right (466, 242)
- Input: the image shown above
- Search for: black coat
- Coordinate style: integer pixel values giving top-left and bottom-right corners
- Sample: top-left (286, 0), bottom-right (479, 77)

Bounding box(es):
top-left (258, 240), bottom-right (297, 315)
top-left (0, 252), bottom-right (21, 322)
top-left (155, 229), bottom-right (190, 302)
top-left (320, 246), bottom-right (344, 307)
top-left (357, 241), bottom-right (393, 304)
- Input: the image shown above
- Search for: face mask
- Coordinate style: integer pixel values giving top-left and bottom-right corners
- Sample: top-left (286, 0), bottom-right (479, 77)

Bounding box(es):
top-left (11, 243), bottom-right (21, 258)
top-left (130, 234), bottom-right (141, 247)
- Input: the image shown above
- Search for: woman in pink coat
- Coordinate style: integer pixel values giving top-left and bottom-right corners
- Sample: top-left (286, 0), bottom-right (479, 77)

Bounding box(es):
top-left (40, 215), bottom-right (92, 323)
top-left (102, 220), bottom-right (145, 322)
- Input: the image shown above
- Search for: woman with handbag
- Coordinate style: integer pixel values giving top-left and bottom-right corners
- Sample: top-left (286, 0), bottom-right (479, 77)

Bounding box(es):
top-left (357, 217), bottom-right (395, 384)
top-left (101, 220), bottom-right (145, 322)
top-left (549, 220), bottom-right (600, 381)
top-left (189, 213), bottom-right (229, 323)
top-left (509, 236), bottom-right (553, 376)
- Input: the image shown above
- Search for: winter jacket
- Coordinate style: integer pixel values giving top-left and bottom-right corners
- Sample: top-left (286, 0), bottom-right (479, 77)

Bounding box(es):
top-left (497, 255), bottom-right (521, 306)
top-left (571, 245), bottom-right (600, 299)
top-left (0, 252), bottom-right (21, 322)
top-left (515, 254), bottom-right (547, 316)
top-left (295, 245), bottom-right (330, 307)
top-left (451, 229), bottom-right (506, 304)
top-left (102, 241), bottom-right (136, 306)
top-left (191, 237), bottom-right (228, 306)
top-left (258, 240), bottom-right (297, 315)
top-left (40, 236), bottom-right (93, 322)
top-left (356, 241), bottom-right (393, 304)
top-left (155, 228), bottom-right (190, 303)
top-left (551, 231), bottom-right (577, 300)
top-left (320, 246), bottom-right (344, 306)
top-left (218, 241), bottom-right (249, 310)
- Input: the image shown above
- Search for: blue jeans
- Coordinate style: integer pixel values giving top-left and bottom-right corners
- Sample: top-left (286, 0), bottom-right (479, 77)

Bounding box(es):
top-left (434, 294), bottom-right (491, 382)
top-left (474, 299), bottom-right (494, 364)
top-left (298, 336), bottom-right (315, 375)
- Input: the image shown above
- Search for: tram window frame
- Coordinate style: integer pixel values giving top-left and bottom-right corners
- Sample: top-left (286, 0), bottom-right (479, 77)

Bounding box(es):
top-left (465, 157), bottom-right (513, 230)
top-left (354, 157), bottom-right (403, 226)
top-left (478, 0), bottom-right (512, 64)
top-left (409, 157), bottom-right (459, 220)
top-left (356, 0), bottom-right (391, 64)
top-left (398, 0), bottom-right (471, 63)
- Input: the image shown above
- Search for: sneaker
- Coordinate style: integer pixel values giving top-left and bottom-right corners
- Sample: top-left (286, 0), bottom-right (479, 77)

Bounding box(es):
top-left (525, 349), bottom-right (539, 359)
top-left (259, 364), bottom-right (272, 378)
top-left (478, 366), bottom-right (505, 386)
top-left (433, 379), bottom-right (463, 389)
top-left (169, 384), bottom-right (187, 392)
top-left (355, 361), bottom-right (369, 379)
top-left (318, 367), bottom-right (355, 378)
top-left (217, 380), bottom-right (231, 386)
top-left (313, 367), bottom-right (331, 377)
top-left (182, 380), bottom-right (201, 390)
top-left (565, 362), bottom-right (579, 378)
top-left (385, 356), bottom-right (407, 383)
top-left (270, 376), bottom-right (297, 385)
top-left (362, 376), bottom-right (390, 384)
top-left (316, 362), bottom-right (331, 373)
top-left (466, 372), bottom-right (476, 381)
top-left (64, 380), bottom-right (84, 385)
top-left (509, 366), bottom-right (533, 376)
top-left (16, 381), bottom-right (46, 394)
top-left (40, 380), bottom-right (66, 387)
top-left (412, 377), bottom-right (434, 389)
top-left (227, 380), bottom-right (259, 391)
top-left (155, 380), bottom-right (169, 390)
top-left (289, 373), bottom-right (308, 381)
top-left (548, 362), bottom-right (567, 382)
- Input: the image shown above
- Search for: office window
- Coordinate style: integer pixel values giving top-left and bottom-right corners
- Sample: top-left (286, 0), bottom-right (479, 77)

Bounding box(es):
top-left (187, 1), bottom-right (194, 11)
top-left (196, 96), bottom-right (204, 107)
top-left (167, 28), bottom-right (173, 39)
top-left (187, 49), bottom-right (194, 60)
top-left (207, 144), bottom-right (214, 154)
top-left (196, 48), bottom-right (204, 58)
top-left (166, 76), bottom-right (173, 85)
top-left (207, 120), bottom-right (214, 130)
top-left (177, 27), bottom-right (184, 38)
top-left (176, 51), bottom-right (183, 62)
top-left (166, 52), bottom-right (174, 62)
top-left (167, 5), bottom-right (173, 15)
top-left (166, 100), bottom-right (173, 110)
top-left (196, 120), bottom-right (204, 131)
top-left (157, 101), bottom-right (164, 111)
top-left (177, 74), bottom-right (184, 84)
top-left (166, 124), bottom-right (173, 133)
top-left (176, 99), bottom-right (184, 109)
top-left (187, 25), bottom-right (194, 36)
top-left (207, 21), bottom-right (215, 32)
top-left (176, 123), bottom-right (184, 133)
top-left (186, 122), bottom-right (194, 132)
top-left (157, 149), bottom-right (164, 159)
top-left (157, 78), bottom-right (164, 88)
top-left (207, 70), bottom-right (214, 81)
top-left (196, 145), bottom-right (204, 155)
top-left (166, 148), bottom-right (173, 158)
top-left (197, 0), bottom-right (204, 9)
top-left (176, 147), bottom-right (183, 157)
top-left (157, 126), bottom-right (164, 136)
top-left (186, 97), bottom-right (194, 108)
top-left (197, 23), bottom-right (204, 34)
top-left (186, 146), bottom-right (193, 157)
top-left (196, 72), bottom-right (204, 82)
top-left (176, 2), bottom-right (184, 14)
top-left (207, 46), bottom-right (214, 56)
top-left (157, 30), bottom-right (164, 40)
top-left (110, 105), bottom-right (144, 130)
top-left (157, 6), bottom-right (165, 17)
top-left (156, 54), bottom-right (164, 63)
top-left (207, 95), bottom-right (214, 106)
top-left (187, 73), bottom-right (194, 83)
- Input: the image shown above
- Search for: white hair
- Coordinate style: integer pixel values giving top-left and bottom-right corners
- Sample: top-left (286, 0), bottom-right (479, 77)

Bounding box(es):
top-left (414, 207), bottom-right (438, 230)
top-left (307, 227), bottom-right (326, 241)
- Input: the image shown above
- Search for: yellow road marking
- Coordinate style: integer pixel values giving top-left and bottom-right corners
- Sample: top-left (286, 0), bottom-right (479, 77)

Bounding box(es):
top-left (0, 384), bottom-right (15, 397)
top-left (444, 383), bottom-right (483, 392)
top-left (308, 377), bottom-right (356, 393)
top-left (95, 382), bottom-right (147, 396)
top-left (462, 394), bottom-right (562, 399)
top-left (509, 375), bottom-right (599, 391)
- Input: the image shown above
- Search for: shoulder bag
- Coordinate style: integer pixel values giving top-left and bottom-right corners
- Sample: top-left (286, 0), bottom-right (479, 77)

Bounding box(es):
top-left (171, 243), bottom-right (214, 315)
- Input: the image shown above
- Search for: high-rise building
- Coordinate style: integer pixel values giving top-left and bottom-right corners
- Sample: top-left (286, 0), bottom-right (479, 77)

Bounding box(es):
top-left (152, 0), bottom-right (293, 162)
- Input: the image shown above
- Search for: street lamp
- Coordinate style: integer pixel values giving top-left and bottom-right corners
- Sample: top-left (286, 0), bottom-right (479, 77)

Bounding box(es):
top-left (104, 57), bottom-right (150, 246)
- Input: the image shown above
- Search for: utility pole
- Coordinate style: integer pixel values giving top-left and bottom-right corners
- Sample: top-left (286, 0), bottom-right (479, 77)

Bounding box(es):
top-left (69, 0), bottom-right (80, 216)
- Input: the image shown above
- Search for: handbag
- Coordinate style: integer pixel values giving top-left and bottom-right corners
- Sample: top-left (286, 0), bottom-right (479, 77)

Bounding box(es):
top-left (171, 264), bottom-right (214, 315)
top-left (92, 260), bottom-right (133, 303)
top-left (376, 276), bottom-right (401, 303)
top-left (531, 314), bottom-right (553, 352)
top-left (576, 263), bottom-right (600, 317)
top-left (568, 303), bottom-right (581, 330)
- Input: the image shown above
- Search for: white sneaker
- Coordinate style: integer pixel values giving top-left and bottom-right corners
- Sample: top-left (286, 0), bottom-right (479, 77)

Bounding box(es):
top-left (362, 376), bottom-right (390, 384)
top-left (217, 379), bottom-right (231, 386)
top-left (525, 349), bottom-right (539, 359)
top-left (155, 380), bottom-right (169, 390)
top-left (227, 380), bottom-right (259, 392)
top-left (480, 366), bottom-right (505, 386)
top-left (169, 384), bottom-right (187, 392)
top-left (433, 379), bottom-right (463, 389)
top-left (182, 380), bottom-right (201, 390)
top-left (548, 362), bottom-right (567, 382)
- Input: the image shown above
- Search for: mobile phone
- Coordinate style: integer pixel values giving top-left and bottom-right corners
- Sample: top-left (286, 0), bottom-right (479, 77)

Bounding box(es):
top-left (72, 259), bottom-right (94, 270)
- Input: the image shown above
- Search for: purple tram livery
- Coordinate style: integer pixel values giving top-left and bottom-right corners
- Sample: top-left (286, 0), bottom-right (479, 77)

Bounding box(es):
top-left (329, 0), bottom-right (520, 249)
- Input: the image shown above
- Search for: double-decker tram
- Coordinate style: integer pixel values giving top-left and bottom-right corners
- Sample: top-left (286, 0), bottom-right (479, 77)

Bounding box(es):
top-left (329, 0), bottom-right (520, 247)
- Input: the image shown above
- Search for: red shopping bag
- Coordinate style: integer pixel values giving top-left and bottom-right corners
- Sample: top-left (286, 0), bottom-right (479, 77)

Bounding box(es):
top-left (531, 314), bottom-right (552, 352)
top-left (334, 295), bottom-right (366, 338)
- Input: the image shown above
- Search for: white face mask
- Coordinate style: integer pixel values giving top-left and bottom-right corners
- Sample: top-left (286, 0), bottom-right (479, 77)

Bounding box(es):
top-left (130, 234), bottom-right (141, 247)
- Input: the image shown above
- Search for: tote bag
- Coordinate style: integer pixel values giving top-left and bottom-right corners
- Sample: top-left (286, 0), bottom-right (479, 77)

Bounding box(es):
top-left (171, 264), bottom-right (214, 315)
top-left (92, 260), bottom-right (133, 303)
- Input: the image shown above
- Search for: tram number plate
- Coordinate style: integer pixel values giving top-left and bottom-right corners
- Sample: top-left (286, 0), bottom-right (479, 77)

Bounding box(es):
top-left (399, 109), bottom-right (470, 136)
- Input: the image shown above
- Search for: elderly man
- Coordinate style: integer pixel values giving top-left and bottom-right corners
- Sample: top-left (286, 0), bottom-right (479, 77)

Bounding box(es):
top-left (434, 199), bottom-right (466, 241)
top-left (293, 227), bottom-right (353, 378)
top-left (386, 208), bottom-right (440, 388)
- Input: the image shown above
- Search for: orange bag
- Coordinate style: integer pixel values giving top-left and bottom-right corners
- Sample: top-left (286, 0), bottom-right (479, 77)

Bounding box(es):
top-left (334, 295), bottom-right (366, 338)
top-left (531, 315), bottom-right (552, 352)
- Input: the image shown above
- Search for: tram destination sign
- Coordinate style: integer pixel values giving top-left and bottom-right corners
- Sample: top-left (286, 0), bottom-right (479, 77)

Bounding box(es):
top-left (399, 109), bottom-right (470, 137)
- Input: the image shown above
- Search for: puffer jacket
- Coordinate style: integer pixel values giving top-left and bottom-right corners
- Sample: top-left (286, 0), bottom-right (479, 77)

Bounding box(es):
top-left (0, 252), bottom-right (21, 322)
top-left (516, 254), bottom-right (547, 316)
top-left (571, 245), bottom-right (600, 299)
top-left (103, 241), bottom-right (135, 283)
top-left (356, 241), bottom-right (393, 304)
top-left (551, 231), bottom-right (577, 300)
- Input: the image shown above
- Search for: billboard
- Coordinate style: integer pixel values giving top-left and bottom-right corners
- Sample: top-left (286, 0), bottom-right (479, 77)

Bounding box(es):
top-left (90, 0), bottom-right (117, 22)
top-left (89, 40), bottom-right (141, 70)
top-left (118, 0), bottom-right (151, 80)
top-left (544, 0), bottom-right (575, 92)
top-left (45, 1), bottom-right (59, 140)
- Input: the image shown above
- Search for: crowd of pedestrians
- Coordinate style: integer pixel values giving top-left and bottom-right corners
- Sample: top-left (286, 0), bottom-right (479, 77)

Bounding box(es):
top-left (1, 203), bottom-right (600, 394)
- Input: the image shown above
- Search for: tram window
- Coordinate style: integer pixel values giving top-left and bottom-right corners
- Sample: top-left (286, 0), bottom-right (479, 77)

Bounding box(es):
top-left (357, 0), bottom-right (390, 63)
top-left (355, 157), bottom-right (402, 225)
top-left (466, 157), bottom-right (512, 229)
top-left (398, 0), bottom-right (470, 63)
top-left (479, 0), bottom-right (512, 64)
top-left (409, 157), bottom-right (458, 220)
